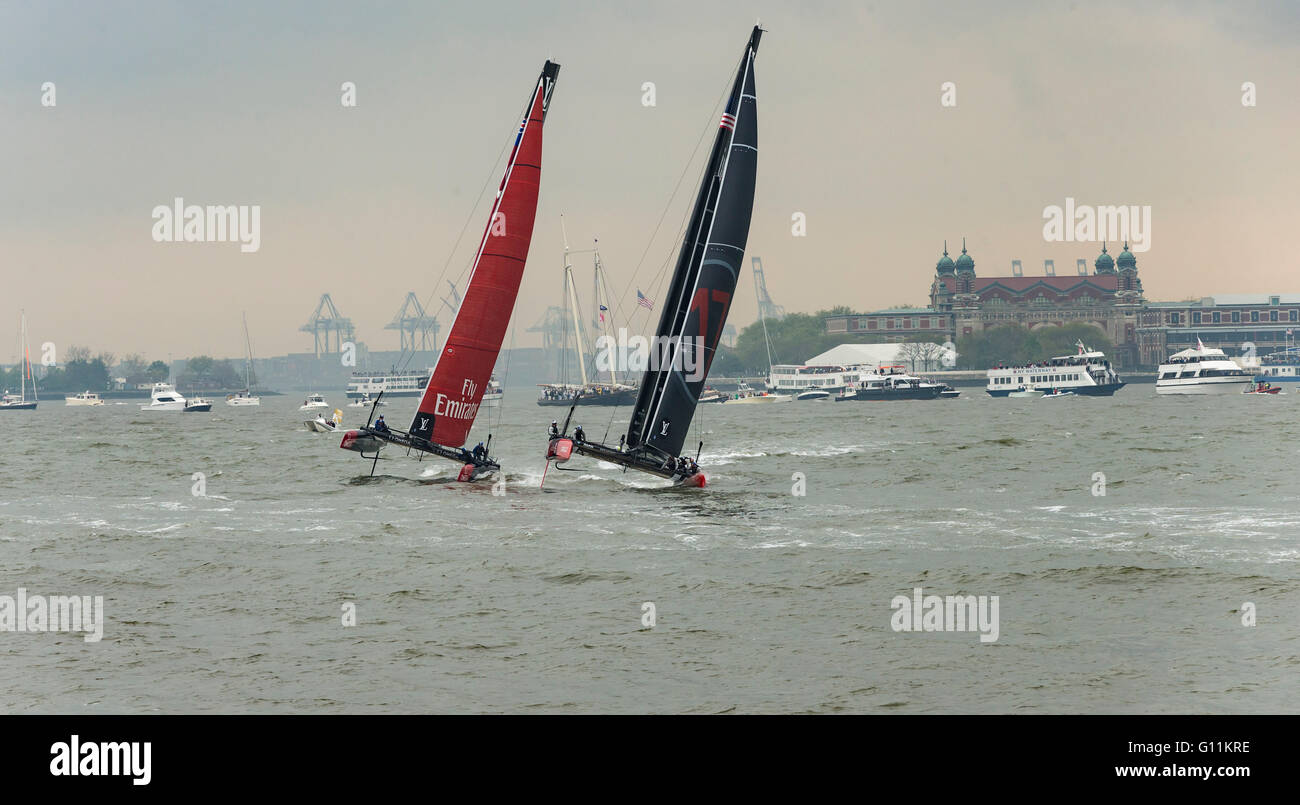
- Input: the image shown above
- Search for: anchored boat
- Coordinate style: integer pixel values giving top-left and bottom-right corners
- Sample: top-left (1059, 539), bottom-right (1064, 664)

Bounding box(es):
top-left (339, 59), bottom-right (561, 481)
top-left (545, 26), bottom-right (764, 488)
top-left (1, 313), bottom-right (39, 411)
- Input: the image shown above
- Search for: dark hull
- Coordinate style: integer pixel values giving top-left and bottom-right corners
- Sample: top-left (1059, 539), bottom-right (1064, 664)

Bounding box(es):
top-left (987, 382), bottom-right (1125, 398)
top-left (0, 402), bottom-right (37, 410)
top-left (538, 390), bottom-right (637, 407)
top-left (838, 387), bottom-right (943, 401)
top-left (183, 404), bottom-right (212, 412)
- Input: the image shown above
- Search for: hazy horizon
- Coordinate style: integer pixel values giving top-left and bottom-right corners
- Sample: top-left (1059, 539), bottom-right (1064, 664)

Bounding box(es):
top-left (4, 0), bottom-right (1298, 363)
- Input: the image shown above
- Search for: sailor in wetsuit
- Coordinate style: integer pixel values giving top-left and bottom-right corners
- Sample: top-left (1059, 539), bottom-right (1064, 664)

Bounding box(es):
top-left (472, 442), bottom-right (486, 460)
top-left (549, 420), bottom-right (559, 438)
top-left (374, 415), bottom-right (390, 434)
top-left (573, 425), bottom-right (585, 443)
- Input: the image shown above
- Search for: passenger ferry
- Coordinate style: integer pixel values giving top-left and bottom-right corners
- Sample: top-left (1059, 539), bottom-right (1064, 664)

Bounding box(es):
top-left (1255, 345), bottom-right (1300, 385)
top-left (347, 368), bottom-right (503, 405)
top-left (768, 364), bottom-right (867, 394)
top-left (1156, 340), bottom-right (1253, 395)
top-left (346, 368), bottom-right (432, 399)
top-left (986, 342), bottom-right (1125, 397)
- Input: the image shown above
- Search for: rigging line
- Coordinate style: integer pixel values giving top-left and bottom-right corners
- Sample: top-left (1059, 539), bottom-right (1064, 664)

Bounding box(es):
top-left (612, 67), bottom-right (735, 320)
top-left (394, 83), bottom-right (537, 375)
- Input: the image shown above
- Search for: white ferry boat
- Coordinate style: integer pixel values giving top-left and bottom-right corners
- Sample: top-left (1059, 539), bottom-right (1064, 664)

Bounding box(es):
top-left (986, 342), bottom-right (1125, 397)
top-left (1255, 345), bottom-right (1299, 386)
top-left (768, 364), bottom-right (866, 394)
top-left (346, 368), bottom-right (432, 399)
top-left (1156, 340), bottom-right (1253, 395)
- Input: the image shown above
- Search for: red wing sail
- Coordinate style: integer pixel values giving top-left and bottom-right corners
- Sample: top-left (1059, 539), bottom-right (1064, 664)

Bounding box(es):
top-left (409, 62), bottom-right (559, 448)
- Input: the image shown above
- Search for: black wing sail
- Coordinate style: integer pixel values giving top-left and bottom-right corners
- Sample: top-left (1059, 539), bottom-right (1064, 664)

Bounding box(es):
top-left (626, 26), bottom-right (761, 458)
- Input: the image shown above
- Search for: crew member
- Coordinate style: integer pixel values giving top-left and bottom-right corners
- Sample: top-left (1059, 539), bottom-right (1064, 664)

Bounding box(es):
top-left (574, 425), bottom-right (586, 443)
top-left (549, 420), bottom-right (559, 438)
top-left (374, 415), bottom-right (389, 433)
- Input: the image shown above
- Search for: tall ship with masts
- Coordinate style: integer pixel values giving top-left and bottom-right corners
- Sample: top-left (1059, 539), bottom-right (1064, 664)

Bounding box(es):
top-left (339, 59), bottom-right (560, 481)
top-left (1, 312), bottom-right (39, 411)
top-left (545, 25), bottom-right (764, 487)
top-left (537, 221), bottom-right (637, 407)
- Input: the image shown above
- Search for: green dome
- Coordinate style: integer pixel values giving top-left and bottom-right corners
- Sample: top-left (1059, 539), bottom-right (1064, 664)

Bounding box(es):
top-left (1116, 242), bottom-right (1136, 271)
top-left (936, 242), bottom-right (956, 275)
top-left (955, 240), bottom-right (975, 274)
top-left (1094, 243), bottom-right (1115, 274)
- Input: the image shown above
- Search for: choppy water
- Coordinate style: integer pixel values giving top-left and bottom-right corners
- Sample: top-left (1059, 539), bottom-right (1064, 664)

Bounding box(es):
top-left (1, 387), bottom-right (1297, 713)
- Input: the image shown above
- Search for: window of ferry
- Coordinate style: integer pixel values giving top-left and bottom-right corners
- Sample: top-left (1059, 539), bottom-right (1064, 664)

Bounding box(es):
top-left (1231, 311), bottom-right (1240, 323)
top-left (1271, 310), bottom-right (1279, 322)
top-left (1252, 310), bottom-right (1260, 322)
top-left (1193, 312), bottom-right (1201, 324)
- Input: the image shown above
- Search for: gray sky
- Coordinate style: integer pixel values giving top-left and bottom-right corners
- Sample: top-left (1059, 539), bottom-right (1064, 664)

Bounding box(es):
top-left (3, 0), bottom-right (1298, 361)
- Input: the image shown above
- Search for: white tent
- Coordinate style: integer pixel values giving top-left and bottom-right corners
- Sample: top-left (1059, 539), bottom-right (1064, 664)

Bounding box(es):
top-left (803, 343), bottom-right (903, 367)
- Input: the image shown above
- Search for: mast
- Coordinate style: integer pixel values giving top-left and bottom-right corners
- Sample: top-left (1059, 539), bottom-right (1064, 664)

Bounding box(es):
top-left (407, 60), bottom-right (560, 448)
top-left (625, 26), bottom-right (762, 457)
top-left (594, 243), bottom-right (618, 386)
top-left (560, 217), bottom-right (590, 387)
top-left (242, 311), bottom-right (254, 391)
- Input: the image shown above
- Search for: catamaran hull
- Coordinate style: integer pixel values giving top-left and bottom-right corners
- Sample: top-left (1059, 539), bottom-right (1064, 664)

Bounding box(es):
top-left (547, 437), bottom-right (705, 487)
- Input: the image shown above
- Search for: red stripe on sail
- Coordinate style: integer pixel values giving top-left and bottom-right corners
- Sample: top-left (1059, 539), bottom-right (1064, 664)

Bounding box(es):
top-left (411, 84), bottom-right (548, 448)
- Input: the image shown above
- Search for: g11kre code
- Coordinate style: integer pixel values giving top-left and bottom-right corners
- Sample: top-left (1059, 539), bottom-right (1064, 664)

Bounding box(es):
top-left (1129, 741), bottom-right (1250, 755)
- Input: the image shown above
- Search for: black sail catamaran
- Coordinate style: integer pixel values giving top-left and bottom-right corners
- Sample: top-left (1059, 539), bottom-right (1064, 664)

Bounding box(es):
top-left (339, 60), bottom-right (560, 482)
top-left (544, 26), bottom-right (762, 488)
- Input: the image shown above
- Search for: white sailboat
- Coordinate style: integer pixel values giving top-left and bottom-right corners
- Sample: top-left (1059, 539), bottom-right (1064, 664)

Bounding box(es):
top-left (1, 312), bottom-right (39, 410)
top-left (226, 313), bottom-right (261, 406)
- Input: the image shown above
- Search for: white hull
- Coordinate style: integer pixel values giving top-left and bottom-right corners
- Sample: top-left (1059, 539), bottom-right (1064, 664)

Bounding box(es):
top-left (226, 399), bottom-right (261, 406)
top-left (1155, 378), bottom-right (1254, 395)
top-left (481, 391), bottom-right (503, 408)
top-left (305, 418), bottom-right (339, 432)
top-left (725, 393), bottom-right (792, 404)
top-left (796, 390), bottom-right (831, 400)
top-left (141, 401), bottom-right (186, 411)
top-left (1008, 390), bottom-right (1044, 398)
top-left (65, 397), bottom-right (105, 406)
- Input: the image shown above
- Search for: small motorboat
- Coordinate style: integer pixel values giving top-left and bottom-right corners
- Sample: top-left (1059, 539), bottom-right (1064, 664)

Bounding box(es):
top-left (140, 383), bottom-right (188, 411)
top-left (1041, 388), bottom-right (1075, 399)
top-left (1243, 382), bottom-right (1282, 395)
top-left (937, 384), bottom-right (961, 399)
top-left (796, 389), bottom-right (831, 401)
top-left (699, 387), bottom-right (726, 404)
top-left (1008, 386), bottom-right (1044, 398)
top-left (65, 391), bottom-right (106, 406)
top-left (305, 408), bottom-right (344, 432)
top-left (183, 396), bottom-right (213, 412)
top-left (347, 394), bottom-right (386, 408)
top-left (722, 382), bottom-right (792, 404)
top-left (299, 392), bottom-right (329, 411)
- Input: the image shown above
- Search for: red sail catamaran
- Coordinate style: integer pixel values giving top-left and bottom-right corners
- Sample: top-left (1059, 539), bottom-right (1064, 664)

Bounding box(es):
top-left (339, 60), bottom-right (560, 481)
top-left (544, 26), bottom-right (763, 488)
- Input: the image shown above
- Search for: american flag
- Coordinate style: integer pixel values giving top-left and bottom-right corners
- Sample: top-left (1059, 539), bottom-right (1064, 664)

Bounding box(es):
top-left (599, 304), bottom-right (607, 323)
top-left (720, 112), bottom-right (736, 131)
top-left (637, 290), bottom-right (654, 310)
